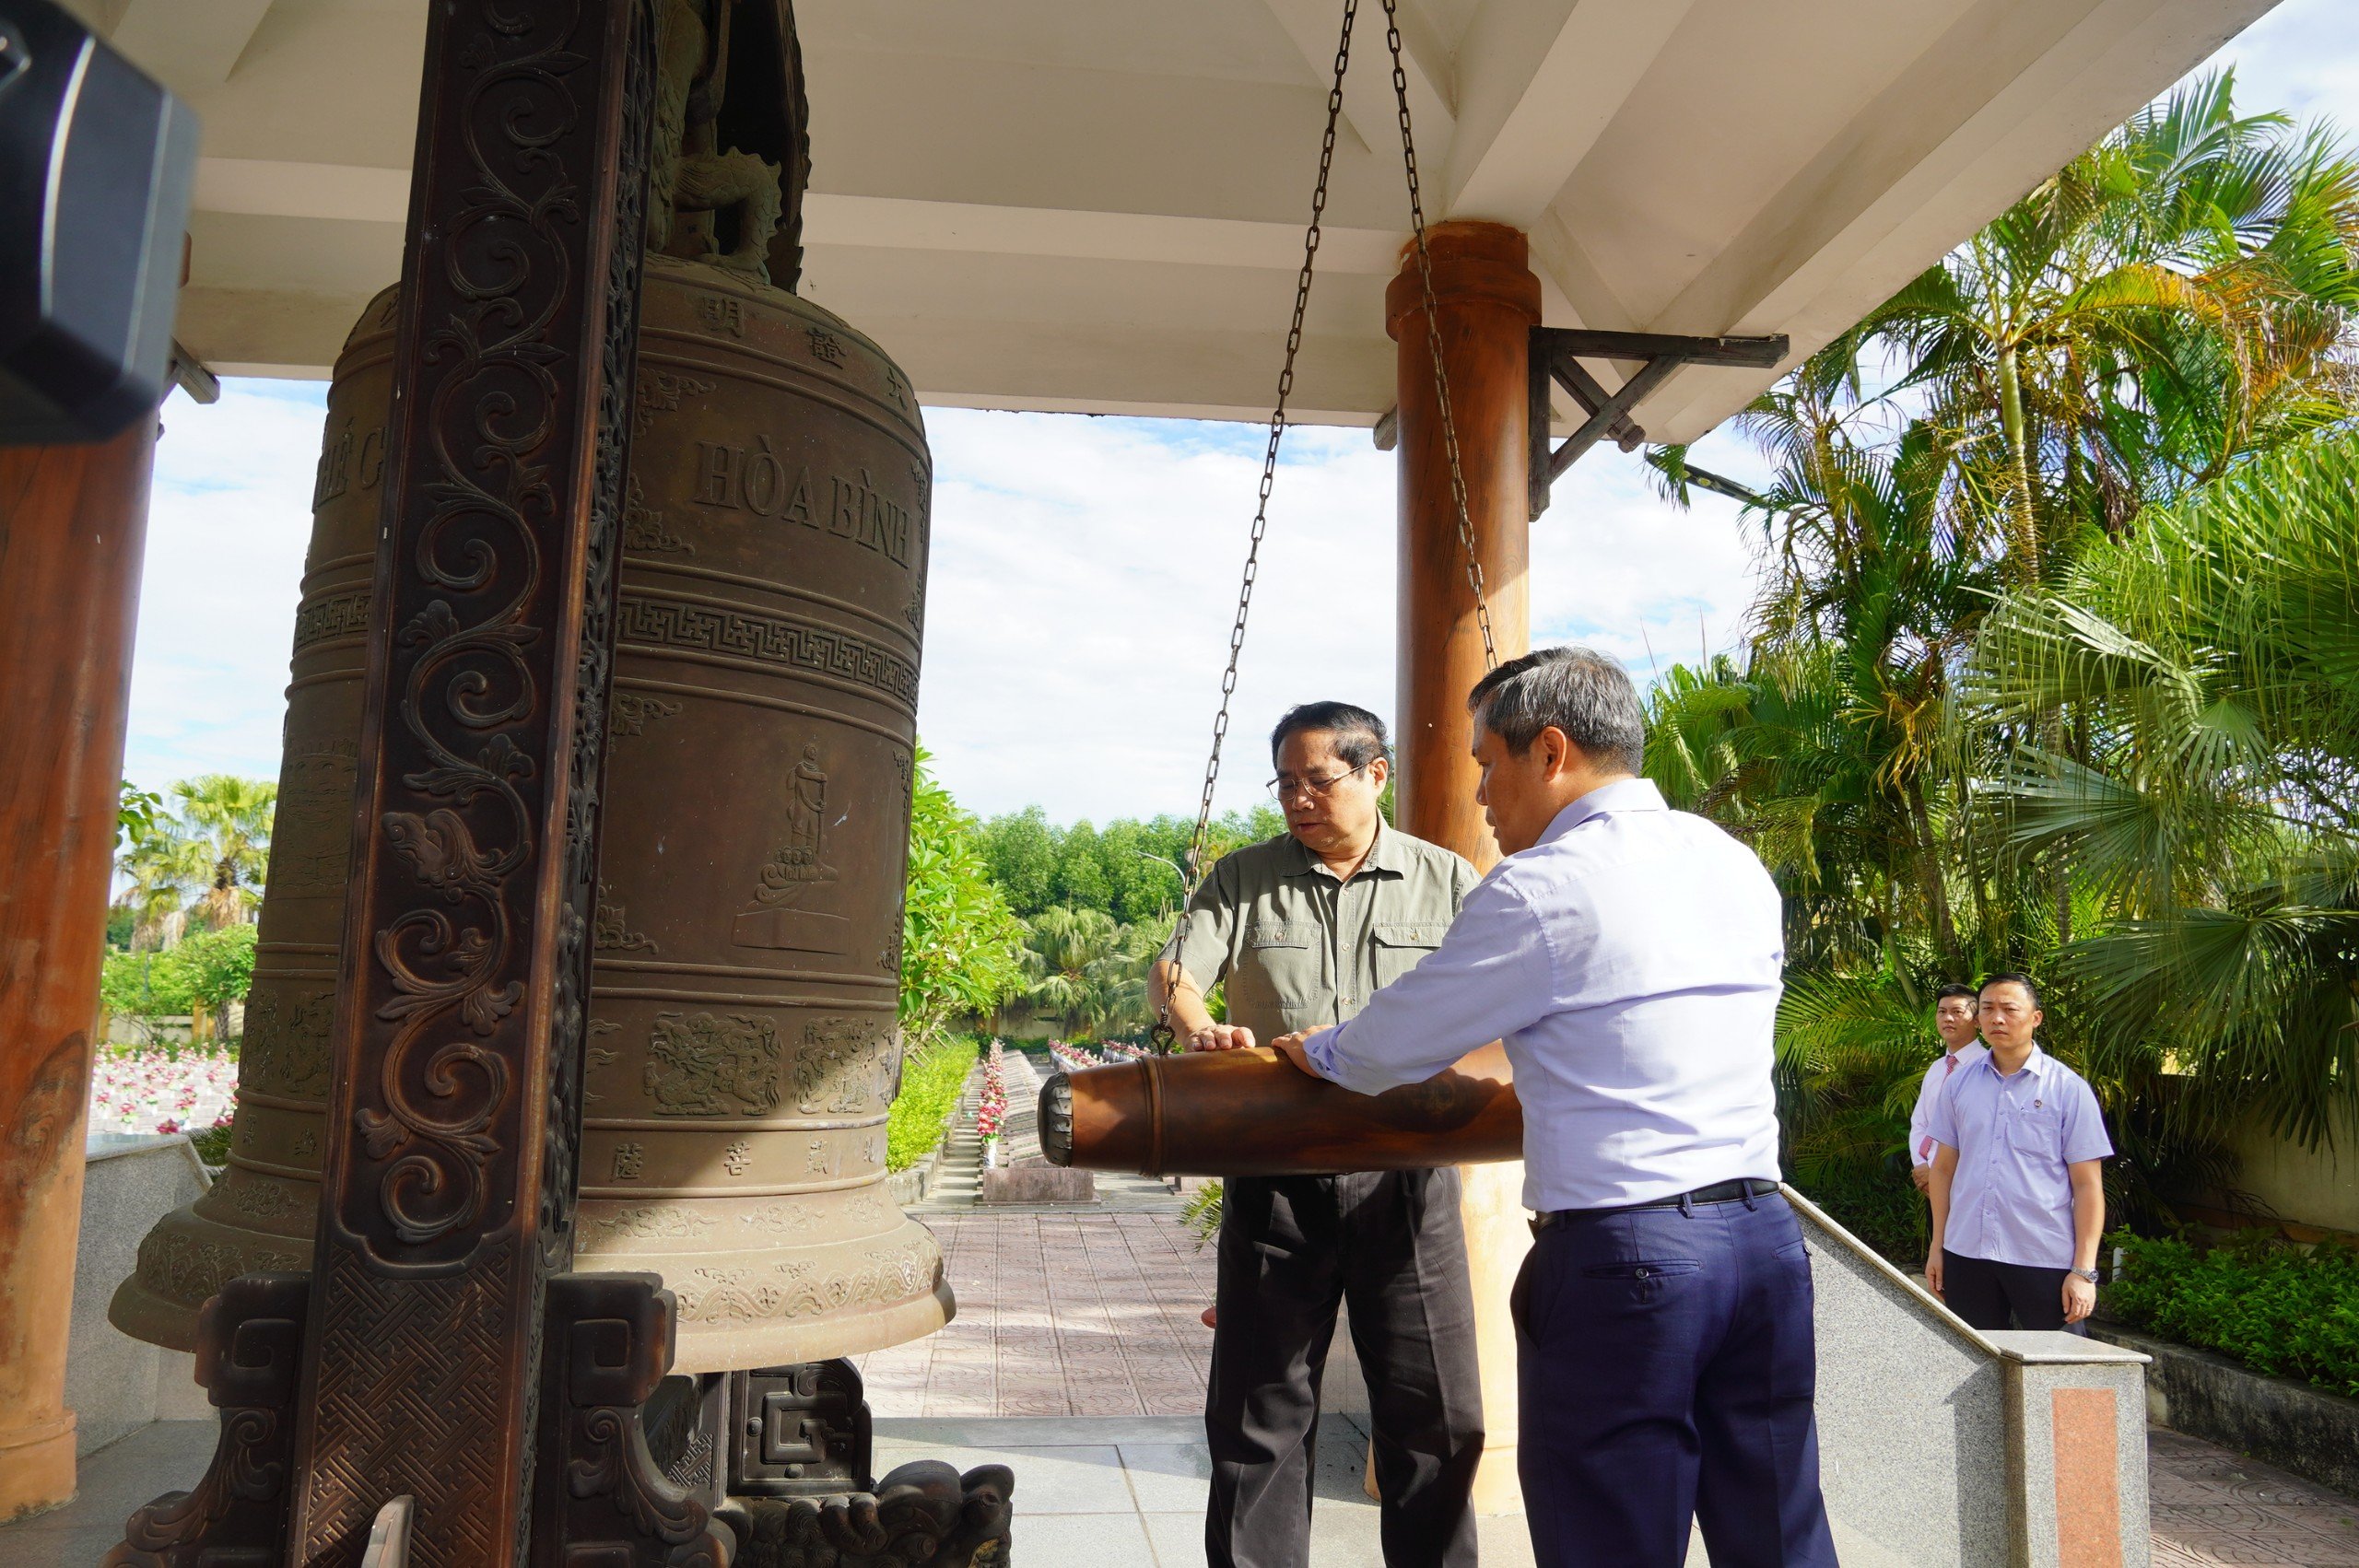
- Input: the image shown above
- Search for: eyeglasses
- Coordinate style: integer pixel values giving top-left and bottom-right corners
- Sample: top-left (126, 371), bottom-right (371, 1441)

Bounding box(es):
top-left (1266, 761), bottom-right (1372, 801)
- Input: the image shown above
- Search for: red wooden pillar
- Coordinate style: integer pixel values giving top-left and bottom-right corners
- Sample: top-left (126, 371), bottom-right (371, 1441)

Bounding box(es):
top-left (0, 423), bottom-right (157, 1519)
top-left (1386, 218), bottom-right (1540, 1514)
top-left (1389, 221), bottom-right (1538, 866)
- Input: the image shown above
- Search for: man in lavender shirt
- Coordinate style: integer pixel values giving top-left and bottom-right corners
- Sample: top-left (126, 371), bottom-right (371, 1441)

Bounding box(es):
top-left (1270, 647), bottom-right (1835, 1568)
top-left (1924, 974), bottom-right (2112, 1331)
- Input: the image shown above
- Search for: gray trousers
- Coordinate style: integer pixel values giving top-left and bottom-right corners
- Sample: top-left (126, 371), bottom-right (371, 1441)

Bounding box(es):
top-left (1204, 1169), bottom-right (1485, 1568)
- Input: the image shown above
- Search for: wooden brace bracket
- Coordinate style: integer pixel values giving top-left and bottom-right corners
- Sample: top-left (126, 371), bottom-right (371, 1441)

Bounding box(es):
top-left (1527, 326), bottom-right (1788, 520)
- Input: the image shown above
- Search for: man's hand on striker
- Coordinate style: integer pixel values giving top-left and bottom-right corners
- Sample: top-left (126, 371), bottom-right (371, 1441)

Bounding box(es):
top-left (1270, 1028), bottom-right (1325, 1077)
top-left (1186, 1024), bottom-right (1258, 1052)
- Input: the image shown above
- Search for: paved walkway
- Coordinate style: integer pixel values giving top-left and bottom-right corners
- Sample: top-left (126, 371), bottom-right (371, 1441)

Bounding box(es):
top-left (857, 1045), bottom-right (1221, 1417)
top-left (2148, 1427), bottom-right (2359, 1566)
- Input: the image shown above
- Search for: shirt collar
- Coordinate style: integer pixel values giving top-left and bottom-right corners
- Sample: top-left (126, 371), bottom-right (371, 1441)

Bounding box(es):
top-left (1979, 1043), bottom-right (2050, 1080)
top-left (1280, 822), bottom-right (1407, 881)
top-left (1537, 777), bottom-right (1668, 846)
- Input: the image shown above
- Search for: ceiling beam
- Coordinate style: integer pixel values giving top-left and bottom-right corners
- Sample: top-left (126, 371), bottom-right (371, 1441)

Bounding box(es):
top-left (806, 194), bottom-right (1401, 274)
top-left (1442, 0), bottom-right (1696, 228)
top-left (1257, 0), bottom-right (1454, 165)
top-left (193, 159), bottom-right (1412, 275)
top-left (111, 0), bottom-right (276, 87)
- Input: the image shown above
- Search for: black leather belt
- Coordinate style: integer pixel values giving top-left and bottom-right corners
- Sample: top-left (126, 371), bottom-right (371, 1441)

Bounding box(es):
top-left (1530, 1178), bottom-right (1780, 1232)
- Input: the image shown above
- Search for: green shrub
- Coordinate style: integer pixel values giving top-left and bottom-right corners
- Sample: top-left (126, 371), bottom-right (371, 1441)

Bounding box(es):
top-left (1181, 1179), bottom-right (1223, 1250)
top-left (2106, 1228), bottom-right (2359, 1398)
top-left (886, 1036), bottom-right (980, 1173)
top-left (190, 1121), bottom-right (234, 1165)
top-left (100, 925), bottom-right (259, 1029)
top-left (1790, 1164), bottom-right (1928, 1270)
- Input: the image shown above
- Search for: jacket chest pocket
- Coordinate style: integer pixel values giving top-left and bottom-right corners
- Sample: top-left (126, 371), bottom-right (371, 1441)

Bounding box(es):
top-left (1370, 920), bottom-right (1445, 989)
top-left (1237, 922), bottom-right (1323, 1013)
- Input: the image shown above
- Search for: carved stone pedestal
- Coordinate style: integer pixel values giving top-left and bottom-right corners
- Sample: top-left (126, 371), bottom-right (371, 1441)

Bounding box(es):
top-left (648, 1359), bottom-right (1016, 1567)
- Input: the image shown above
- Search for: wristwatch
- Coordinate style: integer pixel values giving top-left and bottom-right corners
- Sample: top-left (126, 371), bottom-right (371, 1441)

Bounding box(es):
top-left (2070, 1267), bottom-right (2099, 1283)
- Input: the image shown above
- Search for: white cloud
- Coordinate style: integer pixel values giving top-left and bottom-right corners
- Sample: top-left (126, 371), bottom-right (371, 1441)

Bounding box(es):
top-left (2193, 0), bottom-right (2359, 129)
top-left (914, 409), bottom-right (1766, 823)
top-left (123, 380), bottom-right (327, 799)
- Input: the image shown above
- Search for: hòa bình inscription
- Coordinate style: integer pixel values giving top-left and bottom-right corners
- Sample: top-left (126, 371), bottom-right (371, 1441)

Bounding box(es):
top-left (733, 743), bottom-right (848, 954)
top-left (690, 441), bottom-right (914, 567)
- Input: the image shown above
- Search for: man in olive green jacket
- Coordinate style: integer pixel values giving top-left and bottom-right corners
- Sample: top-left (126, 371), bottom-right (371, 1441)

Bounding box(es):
top-left (1150, 700), bottom-right (1483, 1568)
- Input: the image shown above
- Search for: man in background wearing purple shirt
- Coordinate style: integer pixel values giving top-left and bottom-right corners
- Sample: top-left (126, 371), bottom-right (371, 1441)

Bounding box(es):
top-left (1271, 647), bottom-right (1835, 1568)
top-left (1924, 974), bottom-right (2112, 1331)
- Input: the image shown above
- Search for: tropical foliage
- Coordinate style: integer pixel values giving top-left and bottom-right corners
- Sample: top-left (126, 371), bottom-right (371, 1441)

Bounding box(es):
top-left (112, 774), bottom-right (277, 949)
top-left (898, 749), bottom-right (1028, 1050)
top-left (1646, 73), bottom-right (2359, 1255)
top-left (979, 805), bottom-right (1284, 924)
top-left (100, 925), bottom-right (260, 1039)
top-left (1016, 906), bottom-right (1165, 1037)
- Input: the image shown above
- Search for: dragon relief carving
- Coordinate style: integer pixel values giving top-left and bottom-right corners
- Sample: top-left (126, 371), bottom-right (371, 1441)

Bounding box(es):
top-left (793, 1017), bottom-right (894, 1115)
top-left (138, 1230), bottom-right (305, 1308)
top-left (240, 988), bottom-right (334, 1099)
top-left (642, 1012), bottom-right (782, 1117)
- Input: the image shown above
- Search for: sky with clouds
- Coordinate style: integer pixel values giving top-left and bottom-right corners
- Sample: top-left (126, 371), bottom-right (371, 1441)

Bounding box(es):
top-left (123, 0), bottom-right (2356, 826)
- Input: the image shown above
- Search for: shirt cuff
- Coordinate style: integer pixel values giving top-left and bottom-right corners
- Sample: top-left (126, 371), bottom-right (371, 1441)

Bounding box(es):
top-left (1301, 1024), bottom-right (1350, 1085)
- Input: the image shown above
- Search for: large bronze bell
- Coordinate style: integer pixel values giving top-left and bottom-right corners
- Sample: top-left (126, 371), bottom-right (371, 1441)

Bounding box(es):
top-left (111, 252), bottom-right (952, 1373)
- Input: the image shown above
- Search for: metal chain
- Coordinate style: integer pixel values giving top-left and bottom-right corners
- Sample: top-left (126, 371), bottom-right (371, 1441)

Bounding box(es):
top-left (1382, 0), bottom-right (1497, 672)
top-left (1152, 0), bottom-right (1360, 1050)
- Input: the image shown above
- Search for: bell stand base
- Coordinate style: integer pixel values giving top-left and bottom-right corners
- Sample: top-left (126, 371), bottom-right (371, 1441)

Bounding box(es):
top-left (104, 1274), bottom-right (1013, 1568)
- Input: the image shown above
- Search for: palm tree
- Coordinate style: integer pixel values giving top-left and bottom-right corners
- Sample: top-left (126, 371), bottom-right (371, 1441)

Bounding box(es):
top-left (114, 821), bottom-right (205, 951)
top-left (1020, 906), bottom-right (1156, 1037)
top-left (1859, 71), bottom-right (2359, 581)
top-left (171, 775), bottom-right (276, 929)
top-left (1962, 429), bottom-right (2359, 1156)
top-left (1649, 383), bottom-right (1999, 975)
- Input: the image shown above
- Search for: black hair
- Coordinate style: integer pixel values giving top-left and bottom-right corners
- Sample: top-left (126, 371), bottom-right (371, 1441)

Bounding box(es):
top-left (1978, 972), bottom-right (2043, 1011)
top-left (1465, 645), bottom-right (1644, 773)
top-left (1934, 983), bottom-right (1979, 1005)
top-left (1269, 701), bottom-right (1391, 769)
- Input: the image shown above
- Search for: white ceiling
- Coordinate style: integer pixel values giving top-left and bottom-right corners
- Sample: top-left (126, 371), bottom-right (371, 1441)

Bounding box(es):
top-left (72, 0), bottom-right (2278, 441)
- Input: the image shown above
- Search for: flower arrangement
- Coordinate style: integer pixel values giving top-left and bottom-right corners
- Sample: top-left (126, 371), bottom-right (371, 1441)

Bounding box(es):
top-left (1047, 1039), bottom-right (1101, 1073)
top-left (1101, 1041), bottom-right (1151, 1061)
top-left (88, 1047), bottom-right (238, 1140)
top-left (976, 1041), bottom-right (1009, 1165)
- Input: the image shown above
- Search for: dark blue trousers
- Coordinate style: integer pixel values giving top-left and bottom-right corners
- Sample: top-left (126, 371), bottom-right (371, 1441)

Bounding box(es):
top-left (1513, 1190), bottom-right (1838, 1567)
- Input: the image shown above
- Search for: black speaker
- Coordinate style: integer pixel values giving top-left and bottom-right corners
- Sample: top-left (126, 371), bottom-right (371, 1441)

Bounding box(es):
top-left (0, 0), bottom-right (195, 444)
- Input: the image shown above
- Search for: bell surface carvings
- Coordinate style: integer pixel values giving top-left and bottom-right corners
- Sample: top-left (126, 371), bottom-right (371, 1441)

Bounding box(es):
top-left (112, 255), bottom-right (951, 1374)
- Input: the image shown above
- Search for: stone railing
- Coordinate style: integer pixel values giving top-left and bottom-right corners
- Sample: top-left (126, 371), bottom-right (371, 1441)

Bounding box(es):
top-left (1321, 1186), bottom-right (2151, 1566)
top-left (1791, 1187), bottom-right (2150, 1568)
